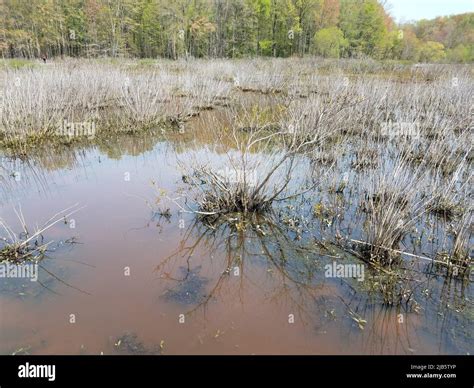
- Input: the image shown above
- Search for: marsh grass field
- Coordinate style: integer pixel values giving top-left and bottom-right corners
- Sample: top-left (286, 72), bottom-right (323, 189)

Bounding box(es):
top-left (0, 57), bottom-right (472, 355)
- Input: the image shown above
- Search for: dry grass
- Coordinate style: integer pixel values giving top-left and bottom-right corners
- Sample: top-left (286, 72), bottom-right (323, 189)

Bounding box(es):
top-left (0, 204), bottom-right (81, 263)
top-left (1, 58), bottom-right (471, 145)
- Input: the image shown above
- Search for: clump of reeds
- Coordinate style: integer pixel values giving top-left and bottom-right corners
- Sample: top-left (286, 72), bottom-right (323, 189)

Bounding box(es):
top-left (179, 146), bottom-right (298, 218)
top-left (233, 59), bottom-right (289, 94)
top-left (0, 204), bottom-right (81, 263)
top-left (173, 103), bottom-right (335, 220)
top-left (428, 158), bottom-right (471, 220)
top-left (436, 211), bottom-right (473, 277)
top-left (359, 155), bottom-right (432, 267)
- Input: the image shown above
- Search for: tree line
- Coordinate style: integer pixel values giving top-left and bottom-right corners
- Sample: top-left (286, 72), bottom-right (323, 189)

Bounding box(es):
top-left (0, 0), bottom-right (472, 62)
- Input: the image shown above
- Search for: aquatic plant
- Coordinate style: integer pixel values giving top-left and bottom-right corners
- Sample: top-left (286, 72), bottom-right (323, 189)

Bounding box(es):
top-left (0, 204), bottom-right (82, 263)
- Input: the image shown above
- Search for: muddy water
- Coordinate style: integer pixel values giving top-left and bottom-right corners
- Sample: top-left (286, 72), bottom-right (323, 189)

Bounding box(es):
top-left (0, 125), bottom-right (471, 355)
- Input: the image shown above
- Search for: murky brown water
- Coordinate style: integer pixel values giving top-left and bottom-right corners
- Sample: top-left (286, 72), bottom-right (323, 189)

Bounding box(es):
top-left (0, 115), bottom-right (472, 355)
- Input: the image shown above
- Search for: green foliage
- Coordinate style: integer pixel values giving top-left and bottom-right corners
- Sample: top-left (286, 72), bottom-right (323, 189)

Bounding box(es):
top-left (258, 40), bottom-right (274, 56)
top-left (446, 44), bottom-right (474, 63)
top-left (340, 0), bottom-right (389, 58)
top-left (0, 0), bottom-right (471, 62)
top-left (313, 27), bottom-right (348, 58)
top-left (418, 41), bottom-right (446, 62)
top-left (0, 58), bottom-right (37, 69)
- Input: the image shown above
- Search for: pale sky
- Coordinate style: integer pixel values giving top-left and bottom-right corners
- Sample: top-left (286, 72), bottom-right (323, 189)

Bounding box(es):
top-left (386, 0), bottom-right (473, 23)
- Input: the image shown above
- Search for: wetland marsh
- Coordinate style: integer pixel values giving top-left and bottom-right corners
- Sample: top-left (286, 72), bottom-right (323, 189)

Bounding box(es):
top-left (0, 58), bottom-right (472, 355)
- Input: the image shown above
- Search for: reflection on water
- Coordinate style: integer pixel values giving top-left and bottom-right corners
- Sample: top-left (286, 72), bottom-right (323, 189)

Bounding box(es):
top-left (0, 124), bottom-right (471, 355)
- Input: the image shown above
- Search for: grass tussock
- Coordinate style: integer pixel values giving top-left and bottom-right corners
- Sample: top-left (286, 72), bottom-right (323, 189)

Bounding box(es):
top-left (359, 155), bottom-right (433, 267)
top-left (0, 204), bottom-right (81, 263)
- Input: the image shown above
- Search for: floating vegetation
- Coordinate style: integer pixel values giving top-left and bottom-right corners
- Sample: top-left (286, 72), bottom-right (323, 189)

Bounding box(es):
top-left (114, 332), bottom-right (161, 355)
top-left (161, 266), bottom-right (209, 306)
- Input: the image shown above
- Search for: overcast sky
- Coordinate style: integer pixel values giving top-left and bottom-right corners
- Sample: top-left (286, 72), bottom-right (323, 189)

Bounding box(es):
top-left (387, 0), bottom-right (473, 23)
